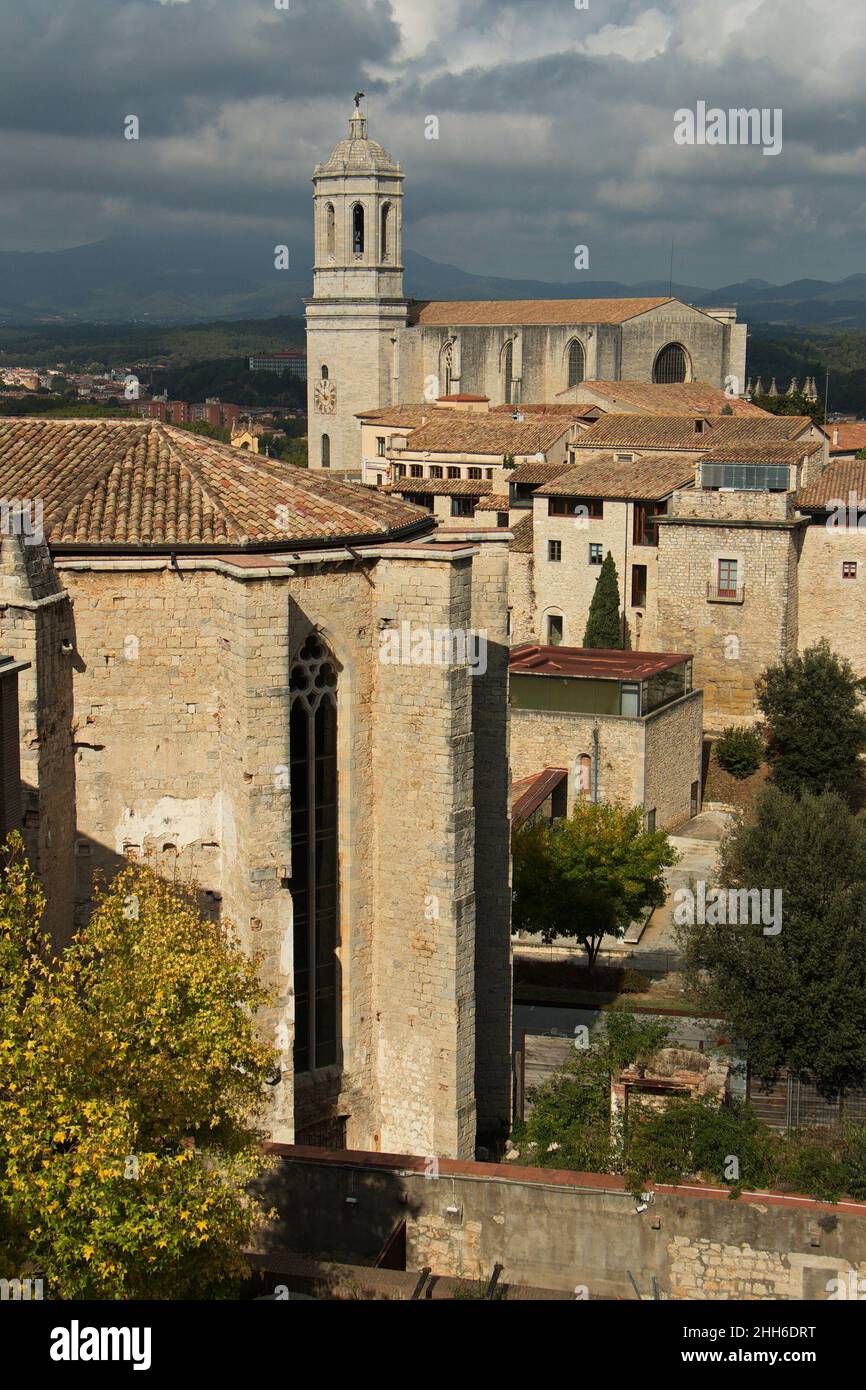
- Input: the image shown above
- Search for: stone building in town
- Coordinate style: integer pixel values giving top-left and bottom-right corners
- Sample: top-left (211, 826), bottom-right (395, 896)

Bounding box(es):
top-left (306, 105), bottom-right (748, 474)
top-left (0, 418), bottom-right (512, 1159)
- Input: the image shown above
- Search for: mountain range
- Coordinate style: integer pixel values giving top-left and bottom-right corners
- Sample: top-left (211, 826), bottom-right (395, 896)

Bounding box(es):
top-left (2, 233), bottom-right (866, 330)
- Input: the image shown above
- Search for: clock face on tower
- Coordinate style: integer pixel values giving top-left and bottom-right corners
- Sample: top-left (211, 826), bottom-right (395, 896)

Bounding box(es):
top-left (315, 378), bottom-right (337, 414)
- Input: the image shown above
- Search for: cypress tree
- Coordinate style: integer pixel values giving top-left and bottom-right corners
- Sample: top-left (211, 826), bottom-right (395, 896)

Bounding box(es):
top-left (583, 550), bottom-right (623, 648)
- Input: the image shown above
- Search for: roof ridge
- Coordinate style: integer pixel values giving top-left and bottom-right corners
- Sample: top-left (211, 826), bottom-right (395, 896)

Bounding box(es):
top-left (155, 424), bottom-right (247, 541)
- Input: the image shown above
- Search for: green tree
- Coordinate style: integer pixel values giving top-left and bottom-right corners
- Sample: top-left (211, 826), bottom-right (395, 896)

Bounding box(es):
top-left (752, 391), bottom-right (825, 426)
top-left (512, 801), bottom-right (678, 970)
top-left (0, 838), bottom-right (276, 1298)
top-left (583, 550), bottom-right (623, 648)
top-left (678, 787), bottom-right (866, 1098)
top-left (513, 1012), bottom-right (670, 1172)
top-left (756, 639), bottom-right (866, 802)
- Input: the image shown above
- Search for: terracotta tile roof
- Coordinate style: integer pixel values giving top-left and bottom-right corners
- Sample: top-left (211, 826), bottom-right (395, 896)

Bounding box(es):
top-left (391, 414), bottom-right (570, 457)
top-left (512, 767), bottom-right (568, 830)
top-left (407, 298), bottom-right (673, 327)
top-left (510, 643), bottom-right (692, 679)
top-left (828, 423), bottom-right (866, 454)
top-left (506, 460), bottom-right (574, 486)
top-left (0, 419), bottom-right (431, 551)
top-left (508, 515), bottom-right (534, 553)
top-left (491, 403), bottom-right (600, 419)
top-left (355, 404), bottom-right (430, 427)
top-left (797, 459), bottom-right (866, 509)
top-left (539, 454), bottom-right (696, 500)
top-left (571, 380), bottom-right (770, 417)
top-left (385, 478), bottom-right (492, 497)
top-left (474, 494), bottom-right (510, 511)
top-left (572, 414), bottom-right (818, 452)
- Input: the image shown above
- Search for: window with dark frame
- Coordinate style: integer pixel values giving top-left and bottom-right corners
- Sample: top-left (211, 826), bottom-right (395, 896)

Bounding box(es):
top-left (451, 496), bottom-right (475, 517)
top-left (843, 561), bottom-right (858, 579)
top-left (589, 543), bottom-right (603, 565)
top-left (631, 564), bottom-right (647, 608)
top-left (548, 539), bottom-right (562, 562)
top-left (290, 634), bottom-right (339, 1074)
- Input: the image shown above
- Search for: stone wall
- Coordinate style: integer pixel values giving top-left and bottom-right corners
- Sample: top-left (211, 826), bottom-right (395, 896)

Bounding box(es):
top-left (260, 1146), bottom-right (866, 1300)
top-left (644, 691), bottom-right (704, 829)
top-left (798, 522), bottom-right (866, 676)
top-left (656, 501), bottom-right (804, 727)
top-left (510, 708), bottom-right (644, 813)
top-left (7, 539), bottom-right (510, 1160)
top-left (507, 549), bottom-right (536, 646)
top-left (532, 495), bottom-right (660, 649)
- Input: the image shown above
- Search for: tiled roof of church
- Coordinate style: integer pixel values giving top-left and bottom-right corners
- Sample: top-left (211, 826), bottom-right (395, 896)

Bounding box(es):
top-left (0, 419), bottom-right (432, 551)
top-left (572, 414), bottom-right (818, 451)
top-left (407, 298), bottom-right (673, 326)
top-left (539, 454), bottom-right (696, 500)
top-left (390, 414), bottom-right (571, 456)
top-left (491, 403), bottom-right (600, 419)
top-left (571, 380), bottom-right (770, 416)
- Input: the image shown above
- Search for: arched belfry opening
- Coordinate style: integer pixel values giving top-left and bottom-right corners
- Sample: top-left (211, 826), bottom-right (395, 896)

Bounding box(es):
top-left (289, 633), bottom-right (340, 1074)
top-left (352, 203), bottom-right (365, 256)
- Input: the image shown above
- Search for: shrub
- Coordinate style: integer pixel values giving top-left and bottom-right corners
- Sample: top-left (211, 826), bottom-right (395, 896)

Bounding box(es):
top-left (715, 725), bottom-right (764, 779)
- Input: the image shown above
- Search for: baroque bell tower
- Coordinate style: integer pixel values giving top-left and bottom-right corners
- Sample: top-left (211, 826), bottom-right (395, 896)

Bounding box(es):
top-left (306, 99), bottom-right (407, 472)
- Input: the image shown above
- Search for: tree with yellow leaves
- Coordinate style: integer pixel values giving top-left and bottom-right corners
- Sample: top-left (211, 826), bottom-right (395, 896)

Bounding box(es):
top-left (0, 836), bottom-right (276, 1298)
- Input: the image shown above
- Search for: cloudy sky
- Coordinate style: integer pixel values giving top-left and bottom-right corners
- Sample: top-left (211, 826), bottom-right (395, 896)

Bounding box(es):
top-left (0, 0), bottom-right (862, 286)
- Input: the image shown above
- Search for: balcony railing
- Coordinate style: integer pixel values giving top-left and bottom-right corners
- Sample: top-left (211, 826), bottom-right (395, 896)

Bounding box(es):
top-left (707, 580), bottom-right (745, 603)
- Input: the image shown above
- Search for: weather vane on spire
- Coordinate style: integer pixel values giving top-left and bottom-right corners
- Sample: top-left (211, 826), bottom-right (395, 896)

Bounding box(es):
top-left (354, 91), bottom-right (365, 109)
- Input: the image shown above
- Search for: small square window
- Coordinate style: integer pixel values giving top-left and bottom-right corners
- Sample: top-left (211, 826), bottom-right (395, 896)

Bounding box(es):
top-left (843, 561), bottom-right (858, 580)
top-left (589, 543), bottom-right (603, 565)
top-left (468, 467), bottom-right (482, 480)
top-left (410, 464), bottom-right (424, 478)
top-left (548, 539), bottom-right (562, 562)
top-left (447, 466), bottom-right (461, 479)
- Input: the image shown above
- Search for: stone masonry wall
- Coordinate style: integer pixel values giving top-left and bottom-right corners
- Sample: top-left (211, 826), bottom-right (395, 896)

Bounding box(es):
top-left (656, 512), bottom-right (803, 726)
top-left (510, 708), bottom-right (645, 813)
top-left (643, 691), bottom-right (704, 830)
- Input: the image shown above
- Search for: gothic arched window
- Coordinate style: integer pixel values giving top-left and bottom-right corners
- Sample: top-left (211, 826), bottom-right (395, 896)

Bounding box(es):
top-left (503, 341), bottom-right (514, 405)
top-left (321, 433), bottom-right (331, 468)
top-left (352, 203), bottom-right (365, 256)
top-left (440, 341), bottom-right (454, 397)
top-left (325, 202), bottom-right (336, 260)
top-left (567, 339), bottom-right (585, 388)
top-left (380, 202), bottom-right (391, 261)
top-left (289, 632), bottom-right (340, 1073)
top-left (321, 365), bottom-right (329, 381)
top-left (653, 342), bottom-right (689, 384)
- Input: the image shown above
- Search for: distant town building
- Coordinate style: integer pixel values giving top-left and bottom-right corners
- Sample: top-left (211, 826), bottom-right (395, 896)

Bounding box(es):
top-left (137, 399), bottom-right (240, 428)
top-left (249, 349), bottom-right (307, 379)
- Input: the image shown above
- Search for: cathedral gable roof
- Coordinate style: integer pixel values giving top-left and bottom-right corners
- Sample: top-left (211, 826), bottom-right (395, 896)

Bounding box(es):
top-left (407, 298), bottom-right (674, 327)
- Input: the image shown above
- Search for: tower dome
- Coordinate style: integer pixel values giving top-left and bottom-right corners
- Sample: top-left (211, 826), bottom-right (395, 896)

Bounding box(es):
top-left (315, 107), bottom-right (402, 176)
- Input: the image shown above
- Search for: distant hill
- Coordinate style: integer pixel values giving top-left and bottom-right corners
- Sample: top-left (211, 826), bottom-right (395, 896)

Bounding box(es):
top-left (4, 231), bottom-right (866, 329)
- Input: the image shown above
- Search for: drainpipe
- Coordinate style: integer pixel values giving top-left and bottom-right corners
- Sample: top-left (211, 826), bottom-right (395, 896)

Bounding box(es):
top-left (592, 724), bottom-right (600, 804)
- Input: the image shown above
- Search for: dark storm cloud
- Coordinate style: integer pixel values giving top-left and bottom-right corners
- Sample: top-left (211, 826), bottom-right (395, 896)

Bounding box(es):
top-left (0, 0), bottom-right (862, 282)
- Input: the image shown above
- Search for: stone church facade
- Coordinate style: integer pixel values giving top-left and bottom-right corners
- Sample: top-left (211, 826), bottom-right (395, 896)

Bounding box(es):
top-left (306, 107), bottom-right (748, 474)
top-left (0, 420), bottom-right (512, 1159)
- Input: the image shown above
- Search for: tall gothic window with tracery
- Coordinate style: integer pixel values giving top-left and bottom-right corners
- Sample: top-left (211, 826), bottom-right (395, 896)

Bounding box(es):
top-left (289, 633), bottom-right (339, 1073)
top-left (503, 341), bottom-right (514, 405)
top-left (567, 339), bottom-right (585, 388)
top-left (440, 340), bottom-right (453, 397)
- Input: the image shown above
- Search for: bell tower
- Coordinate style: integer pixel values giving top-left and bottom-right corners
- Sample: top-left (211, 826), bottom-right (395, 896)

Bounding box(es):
top-left (306, 99), bottom-right (408, 472)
